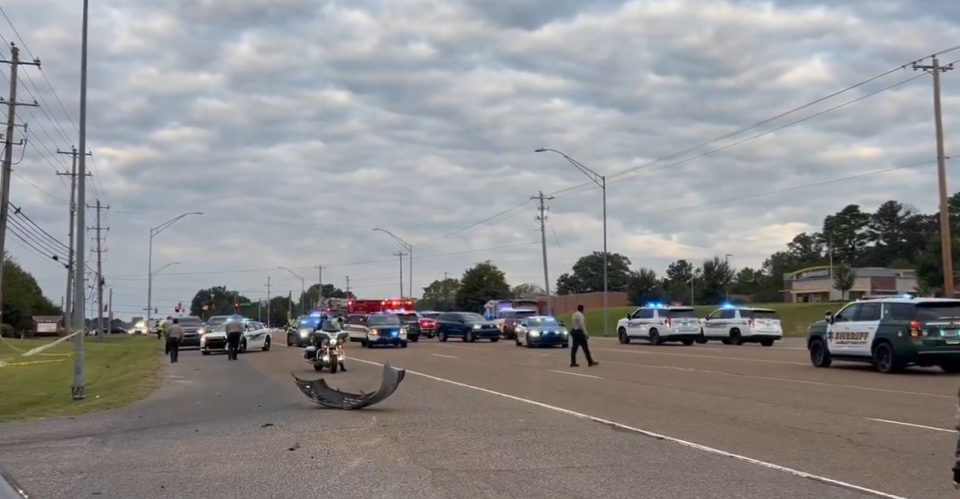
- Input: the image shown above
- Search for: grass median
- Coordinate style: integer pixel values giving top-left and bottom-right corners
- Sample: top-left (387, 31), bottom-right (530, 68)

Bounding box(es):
top-left (0, 335), bottom-right (162, 422)
top-left (556, 302), bottom-right (835, 338)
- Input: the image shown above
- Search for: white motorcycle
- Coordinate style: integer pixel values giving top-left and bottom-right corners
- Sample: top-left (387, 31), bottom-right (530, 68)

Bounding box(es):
top-left (304, 329), bottom-right (348, 372)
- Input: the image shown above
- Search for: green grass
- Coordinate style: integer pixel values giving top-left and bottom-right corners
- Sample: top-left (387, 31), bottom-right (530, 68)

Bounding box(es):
top-left (557, 302), bottom-right (836, 338)
top-left (0, 335), bottom-right (162, 422)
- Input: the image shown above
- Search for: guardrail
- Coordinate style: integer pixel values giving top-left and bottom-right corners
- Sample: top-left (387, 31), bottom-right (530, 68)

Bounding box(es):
top-left (0, 469), bottom-right (29, 498)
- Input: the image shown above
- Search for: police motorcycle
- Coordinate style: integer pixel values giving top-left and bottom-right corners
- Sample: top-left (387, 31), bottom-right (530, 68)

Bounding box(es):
top-left (304, 317), bottom-right (348, 372)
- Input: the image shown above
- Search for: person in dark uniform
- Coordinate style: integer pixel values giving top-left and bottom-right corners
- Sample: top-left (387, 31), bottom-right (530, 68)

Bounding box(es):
top-left (225, 317), bottom-right (244, 361)
top-left (569, 304), bottom-right (598, 368)
top-left (166, 318), bottom-right (183, 363)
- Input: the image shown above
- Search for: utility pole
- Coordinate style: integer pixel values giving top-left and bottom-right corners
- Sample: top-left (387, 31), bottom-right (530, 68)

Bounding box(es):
top-left (73, 0), bottom-right (92, 401)
top-left (913, 56), bottom-right (956, 294)
top-left (533, 191), bottom-right (554, 315)
top-left (287, 290), bottom-right (292, 321)
top-left (394, 251), bottom-right (408, 298)
top-left (345, 276), bottom-right (350, 299)
top-left (444, 272), bottom-right (448, 280)
top-left (0, 43), bottom-right (39, 314)
top-left (107, 287), bottom-right (113, 327)
top-left (87, 200), bottom-right (108, 342)
top-left (315, 265), bottom-right (325, 308)
top-left (56, 147), bottom-right (91, 328)
top-left (265, 277), bottom-right (271, 326)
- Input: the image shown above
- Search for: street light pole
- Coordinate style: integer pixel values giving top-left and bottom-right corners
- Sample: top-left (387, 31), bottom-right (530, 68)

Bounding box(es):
top-left (536, 148), bottom-right (609, 336)
top-left (147, 212), bottom-right (202, 327)
top-left (278, 267), bottom-right (306, 315)
top-left (373, 228), bottom-right (413, 299)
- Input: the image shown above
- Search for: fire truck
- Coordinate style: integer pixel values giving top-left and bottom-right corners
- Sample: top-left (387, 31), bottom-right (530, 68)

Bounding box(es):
top-left (348, 299), bottom-right (415, 315)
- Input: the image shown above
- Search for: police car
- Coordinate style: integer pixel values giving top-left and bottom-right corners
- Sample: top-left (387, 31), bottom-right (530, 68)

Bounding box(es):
top-left (700, 304), bottom-right (783, 346)
top-left (807, 295), bottom-right (960, 374)
top-left (616, 303), bottom-right (701, 345)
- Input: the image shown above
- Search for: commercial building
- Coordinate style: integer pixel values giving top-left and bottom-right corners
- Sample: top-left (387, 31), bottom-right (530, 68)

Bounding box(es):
top-left (782, 266), bottom-right (918, 303)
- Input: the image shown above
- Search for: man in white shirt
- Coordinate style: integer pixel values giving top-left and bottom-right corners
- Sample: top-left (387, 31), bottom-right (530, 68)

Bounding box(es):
top-left (569, 304), bottom-right (598, 368)
top-left (224, 317), bottom-right (244, 361)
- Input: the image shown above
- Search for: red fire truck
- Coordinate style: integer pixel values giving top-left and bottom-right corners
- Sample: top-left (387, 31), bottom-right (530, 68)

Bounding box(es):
top-left (347, 299), bottom-right (415, 315)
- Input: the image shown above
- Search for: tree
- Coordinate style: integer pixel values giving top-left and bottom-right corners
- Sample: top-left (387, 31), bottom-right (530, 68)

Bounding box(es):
top-left (832, 264), bottom-right (856, 300)
top-left (555, 252), bottom-right (634, 294)
top-left (730, 267), bottom-right (763, 296)
top-left (512, 283), bottom-right (544, 297)
top-left (626, 268), bottom-right (661, 304)
top-left (455, 261), bottom-right (510, 312)
top-left (699, 256), bottom-right (734, 303)
top-left (1, 252), bottom-right (60, 332)
top-left (301, 283), bottom-right (349, 307)
top-left (189, 286), bottom-right (252, 317)
top-left (820, 204), bottom-right (871, 265)
top-left (420, 278), bottom-right (461, 311)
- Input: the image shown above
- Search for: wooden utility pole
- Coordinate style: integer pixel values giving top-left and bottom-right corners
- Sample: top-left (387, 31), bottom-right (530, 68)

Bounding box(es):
top-left (56, 147), bottom-right (91, 328)
top-left (532, 191), bottom-right (554, 315)
top-left (265, 277), bottom-right (271, 326)
top-left (394, 251), bottom-right (408, 298)
top-left (913, 56), bottom-right (955, 293)
top-left (0, 43), bottom-right (38, 313)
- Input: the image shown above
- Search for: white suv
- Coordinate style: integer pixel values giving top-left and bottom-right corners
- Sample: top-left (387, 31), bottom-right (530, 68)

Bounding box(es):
top-left (616, 304), bottom-right (701, 345)
top-left (701, 306), bottom-right (782, 346)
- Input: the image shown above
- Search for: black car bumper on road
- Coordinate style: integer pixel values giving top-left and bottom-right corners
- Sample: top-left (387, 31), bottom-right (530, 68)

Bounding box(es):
top-left (366, 336), bottom-right (407, 348)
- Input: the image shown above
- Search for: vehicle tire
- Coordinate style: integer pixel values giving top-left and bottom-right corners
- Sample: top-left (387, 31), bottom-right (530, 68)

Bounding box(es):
top-left (681, 338), bottom-right (694, 346)
top-left (360, 340), bottom-right (367, 348)
top-left (410, 336), bottom-right (419, 342)
top-left (201, 350), bottom-right (210, 356)
top-left (941, 362), bottom-right (960, 374)
top-left (286, 335), bottom-right (294, 347)
top-left (809, 338), bottom-right (832, 367)
top-left (262, 337), bottom-right (271, 351)
top-left (465, 331), bottom-right (476, 343)
top-left (618, 327), bottom-right (630, 344)
top-left (696, 330), bottom-right (707, 344)
top-left (365, 340), bottom-right (374, 348)
top-left (729, 329), bottom-right (744, 346)
top-left (490, 338), bottom-right (499, 343)
top-left (515, 336), bottom-right (522, 346)
top-left (329, 355), bottom-right (339, 373)
top-left (721, 339), bottom-right (732, 345)
top-left (561, 342), bottom-right (568, 348)
top-left (439, 331), bottom-right (448, 342)
top-left (759, 339), bottom-right (774, 347)
top-left (872, 342), bottom-right (902, 374)
top-left (313, 364), bottom-right (323, 371)
top-left (239, 340), bottom-right (247, 353)
top-left (400, 341), bottom-right (408, 348)
top-left (648, 329), bottom-right (663, 345)
top-left (525, 334), bottom-right (533, 348)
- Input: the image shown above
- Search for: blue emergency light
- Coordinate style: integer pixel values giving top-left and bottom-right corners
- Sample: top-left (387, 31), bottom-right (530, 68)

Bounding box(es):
top-left (721, 303), bottom-right (734, 309)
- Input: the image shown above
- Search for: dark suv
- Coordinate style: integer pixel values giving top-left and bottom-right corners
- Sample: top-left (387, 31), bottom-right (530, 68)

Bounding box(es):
top-left (394, 312), bottom-right (421, 342)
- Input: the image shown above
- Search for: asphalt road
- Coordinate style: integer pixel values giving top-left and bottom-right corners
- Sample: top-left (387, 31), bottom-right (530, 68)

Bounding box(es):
top-left (0, 332), bottom-right (954, 498)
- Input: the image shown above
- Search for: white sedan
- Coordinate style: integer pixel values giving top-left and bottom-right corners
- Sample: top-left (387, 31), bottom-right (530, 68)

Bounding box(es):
top-left (200, 320), bottom-right (272, 355)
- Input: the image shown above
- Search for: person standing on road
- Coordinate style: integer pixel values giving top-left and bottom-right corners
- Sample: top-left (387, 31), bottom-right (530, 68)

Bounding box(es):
top-left (569, 304), bottom-right (598, 368)
top-left (225, 317), bottom-right (244, 361)
top-left (166, 318), bottom-right (183, 363)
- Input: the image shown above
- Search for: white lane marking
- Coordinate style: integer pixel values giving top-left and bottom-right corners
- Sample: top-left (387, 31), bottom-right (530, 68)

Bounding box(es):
top-left (350, 357), bottom-right (905, 499)
top-left (431, 354), bottom-right (457, 359)
top-left (549, 369), bottom-right (601, 379)
top-left (434, 343), bottom-right (953, 400)
top-left (865, 418), bottom-right (954, 433)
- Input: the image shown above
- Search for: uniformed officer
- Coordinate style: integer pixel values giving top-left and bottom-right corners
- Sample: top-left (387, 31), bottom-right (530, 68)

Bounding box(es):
top-left (224, 317), bottom-right (244, 361)
top-left (570, 304), bottom-right (598, 368)
top-left (166, 318), bottom-right (183, 363)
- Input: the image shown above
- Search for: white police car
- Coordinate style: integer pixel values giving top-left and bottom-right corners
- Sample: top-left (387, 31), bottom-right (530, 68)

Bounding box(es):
top-left (700, 304), bottom-right (783, 346)
top-left (616, 303), bottom-right (701, 345)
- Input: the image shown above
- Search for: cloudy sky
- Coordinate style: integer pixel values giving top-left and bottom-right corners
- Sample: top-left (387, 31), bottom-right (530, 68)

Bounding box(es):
top-left (0, 0), bottom-right (958, 319)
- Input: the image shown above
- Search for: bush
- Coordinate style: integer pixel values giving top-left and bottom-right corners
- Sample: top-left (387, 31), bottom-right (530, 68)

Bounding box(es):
top-left (0, 324), bottom-right (15, 337)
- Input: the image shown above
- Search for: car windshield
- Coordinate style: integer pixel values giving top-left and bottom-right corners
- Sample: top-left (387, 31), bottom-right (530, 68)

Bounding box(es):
top-left (299, 316), bottom-right (320, 328)
top-left (397, 313), bottom-right (418, 322)
top-left (916, 302), bottom-right (960, 321)
top-left (210, 324), bottom-right (227, 332)
top-left (367, 315), bottom-right (401, 326)
top-left (527, 318), bottom-right (559, 327)
top-left (461, 313), bottom-right (486, 323)
top-left (208, 316), bottom-right (230, 326)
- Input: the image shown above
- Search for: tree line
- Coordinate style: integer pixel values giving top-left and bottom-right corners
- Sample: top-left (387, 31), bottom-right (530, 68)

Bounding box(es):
top-left (185, 284), bottom-right (355, 325)
top-left (0, 252), bottom-right (61, 336)
top-left (414, 192), bottom-right (960, 308)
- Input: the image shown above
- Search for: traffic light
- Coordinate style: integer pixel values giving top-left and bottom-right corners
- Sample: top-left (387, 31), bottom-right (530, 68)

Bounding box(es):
top-left (175, 302), bottom-right (183, 313)
top-left (234, 302), bottom-right (240, 311)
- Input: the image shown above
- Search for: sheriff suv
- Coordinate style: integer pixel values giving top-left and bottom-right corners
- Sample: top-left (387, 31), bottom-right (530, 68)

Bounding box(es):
top-left (616, 303), bottom-right (701, 345)
top-left (807, 296), bottom-right (960, 374)
top-left (700, 305), bottom-right (783, 346)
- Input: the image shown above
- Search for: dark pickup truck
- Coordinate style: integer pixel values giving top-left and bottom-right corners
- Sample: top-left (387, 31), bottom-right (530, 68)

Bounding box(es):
top-left (436, 312), bottom-right (500, 342)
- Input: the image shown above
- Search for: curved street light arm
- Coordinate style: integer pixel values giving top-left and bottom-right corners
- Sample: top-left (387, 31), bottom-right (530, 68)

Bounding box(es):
top-left (150, 211), bottom-right (203, 237)
top-left (535, 148), bottom-right (604, 187)
top-left (278, 266), bottom-right (305, 283)
top-left (151, 262), bottom-right (181, 276)
top-left (372, 227), bottom-right (412, 251)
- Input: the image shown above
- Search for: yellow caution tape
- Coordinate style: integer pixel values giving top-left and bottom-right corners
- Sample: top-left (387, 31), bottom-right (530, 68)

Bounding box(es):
top-left (0, 357), bottom-right (70, 368)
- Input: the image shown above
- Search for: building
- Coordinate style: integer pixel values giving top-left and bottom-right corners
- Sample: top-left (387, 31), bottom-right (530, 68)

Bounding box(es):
top-left (782, 266), bottom-right (918, 303)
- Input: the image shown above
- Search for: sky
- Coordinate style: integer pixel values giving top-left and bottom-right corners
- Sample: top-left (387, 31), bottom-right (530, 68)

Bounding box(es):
top-left (0, 0), bottom-right (958, 320)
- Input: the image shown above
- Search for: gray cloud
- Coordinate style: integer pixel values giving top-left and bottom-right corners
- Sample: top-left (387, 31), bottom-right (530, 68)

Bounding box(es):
top-left (1, 0), bottom-right (959, 318)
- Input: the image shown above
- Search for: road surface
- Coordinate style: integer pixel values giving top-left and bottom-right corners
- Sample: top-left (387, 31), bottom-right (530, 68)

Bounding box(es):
top-left (0, 333), bottom-right (953, 498)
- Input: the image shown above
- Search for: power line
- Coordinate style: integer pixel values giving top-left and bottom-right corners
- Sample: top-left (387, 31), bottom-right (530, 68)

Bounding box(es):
top-left (105, 241), bottom-right (541, 279)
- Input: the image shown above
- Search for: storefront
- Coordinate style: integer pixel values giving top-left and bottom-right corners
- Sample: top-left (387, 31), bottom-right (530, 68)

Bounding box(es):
top-left (782, 266), bottom-right (918, 303)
